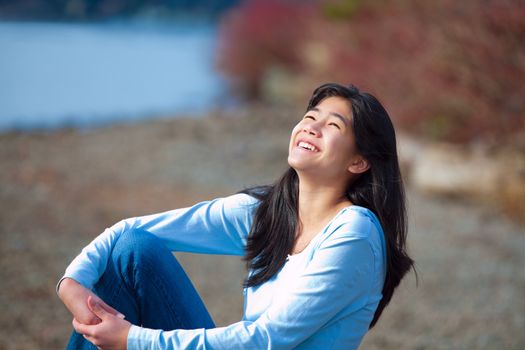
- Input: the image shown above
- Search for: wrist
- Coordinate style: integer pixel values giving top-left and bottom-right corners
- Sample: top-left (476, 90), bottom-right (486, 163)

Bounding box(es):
top-left (122, 323), bottom-right (132, 349)
top-left (57, 277), bottom-right (79, 297)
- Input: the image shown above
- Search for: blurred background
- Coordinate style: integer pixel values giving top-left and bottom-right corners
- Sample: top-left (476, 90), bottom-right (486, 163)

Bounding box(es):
top-left (0, 0), bottom-right (524, 349)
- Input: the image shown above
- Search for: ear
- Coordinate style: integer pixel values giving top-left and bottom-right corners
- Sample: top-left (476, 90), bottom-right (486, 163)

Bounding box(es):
top-left (347, 155), bottom-right (370, 174)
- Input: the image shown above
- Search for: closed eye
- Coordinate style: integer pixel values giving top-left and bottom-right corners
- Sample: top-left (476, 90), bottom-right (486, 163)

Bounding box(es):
top-left (329, 122), bottom-right (341, 129)
top-left (304, 115), bottom-right (315, 120)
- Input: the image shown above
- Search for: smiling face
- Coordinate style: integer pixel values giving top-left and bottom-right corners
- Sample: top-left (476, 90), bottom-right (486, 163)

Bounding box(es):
top-left (288, 96), bottom-right (367, 184)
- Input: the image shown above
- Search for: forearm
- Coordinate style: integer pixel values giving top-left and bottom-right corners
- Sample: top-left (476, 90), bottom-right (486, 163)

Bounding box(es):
top-left (58, 277), bottom-right (101, 325)
top-left (127, 321), bottom-right (272, 350)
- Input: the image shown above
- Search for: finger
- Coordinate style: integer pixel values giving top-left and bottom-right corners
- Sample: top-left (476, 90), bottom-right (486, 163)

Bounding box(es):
top-left (87, 296), bottom-right (110, 320)
top-left (72, 318), bottom-right (93, 337)
top-left (99, 299), bottom-right (126, 319)
top-left (82, 333), bottom-right (99, 348)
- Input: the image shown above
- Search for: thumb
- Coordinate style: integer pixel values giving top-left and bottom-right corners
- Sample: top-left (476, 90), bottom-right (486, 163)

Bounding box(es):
top-left (87, 295), bottom-right (109, 320)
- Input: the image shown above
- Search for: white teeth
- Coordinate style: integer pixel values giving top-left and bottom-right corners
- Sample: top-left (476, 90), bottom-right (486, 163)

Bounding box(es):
top-left (298, 141), bottom-right (318, 152)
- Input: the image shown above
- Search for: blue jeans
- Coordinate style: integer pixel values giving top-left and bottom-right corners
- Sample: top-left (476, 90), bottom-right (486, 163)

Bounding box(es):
top-left (66, 229), bottom-right (215, 349)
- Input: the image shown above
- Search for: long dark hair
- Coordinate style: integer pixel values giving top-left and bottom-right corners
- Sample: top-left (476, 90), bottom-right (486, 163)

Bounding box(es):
top-left (240, 83), bottom-right (414, 328)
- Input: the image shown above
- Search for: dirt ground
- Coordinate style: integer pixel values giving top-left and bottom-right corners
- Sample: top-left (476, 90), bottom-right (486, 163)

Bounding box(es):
top-left (1, 107), bottom-right (524, 349)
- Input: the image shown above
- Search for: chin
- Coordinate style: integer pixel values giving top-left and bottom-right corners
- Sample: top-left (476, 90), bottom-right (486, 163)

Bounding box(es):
top-left (287, 156), bottom-right (299, 169)
top-left (288, 158), bottom-right (309, 172)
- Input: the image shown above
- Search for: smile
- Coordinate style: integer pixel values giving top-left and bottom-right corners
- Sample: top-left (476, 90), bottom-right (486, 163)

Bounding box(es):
top-left (297, 141), bottom-right (319, 152)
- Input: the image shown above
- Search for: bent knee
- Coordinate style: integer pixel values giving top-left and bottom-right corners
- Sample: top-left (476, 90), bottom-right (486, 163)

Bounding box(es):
top-left (112, 228), bottom-right (167, 264)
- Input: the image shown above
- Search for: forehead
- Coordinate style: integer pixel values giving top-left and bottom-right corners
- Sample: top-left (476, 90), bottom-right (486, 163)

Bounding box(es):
top-left (309, 96), bottom-right (353, 121)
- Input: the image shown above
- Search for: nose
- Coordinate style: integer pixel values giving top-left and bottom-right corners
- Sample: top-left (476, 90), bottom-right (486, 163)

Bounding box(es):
top-left (303, 123), bottom-right (320, 136)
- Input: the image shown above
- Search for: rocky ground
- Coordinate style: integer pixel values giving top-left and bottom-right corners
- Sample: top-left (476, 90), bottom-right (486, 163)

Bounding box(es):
top-left (1, 106), bottom-right (524, 349)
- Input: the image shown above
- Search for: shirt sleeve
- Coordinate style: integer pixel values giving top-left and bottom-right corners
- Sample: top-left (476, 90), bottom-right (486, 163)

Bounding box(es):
top-left (127, 215), bottom-right (378, 350)
top-left (59, 193), bottom-right (258, 291)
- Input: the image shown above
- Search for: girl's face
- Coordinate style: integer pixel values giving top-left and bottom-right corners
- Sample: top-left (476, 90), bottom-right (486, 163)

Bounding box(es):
top-left (288, 96), bottom-right (362, 183)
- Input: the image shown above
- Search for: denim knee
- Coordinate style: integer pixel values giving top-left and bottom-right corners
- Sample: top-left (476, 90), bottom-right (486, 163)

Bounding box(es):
top-left (111, 228), bottom-right (168, 270)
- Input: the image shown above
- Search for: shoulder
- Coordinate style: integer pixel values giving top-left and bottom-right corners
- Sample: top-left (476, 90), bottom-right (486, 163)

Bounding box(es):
top-left (320, 205), bottom-right (386, 264)
top-left (311, 205), bottom-right (386, 272)
top-left (328, 206), bottom-right (383, 240)
top-left (216, 192), bottom-right (260, 223)
top-left (223, 192), bottom-right (260, 210)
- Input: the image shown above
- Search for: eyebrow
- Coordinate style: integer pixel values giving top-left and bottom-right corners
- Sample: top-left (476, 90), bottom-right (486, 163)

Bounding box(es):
top-left (309, 107), bottom-right (350, 127)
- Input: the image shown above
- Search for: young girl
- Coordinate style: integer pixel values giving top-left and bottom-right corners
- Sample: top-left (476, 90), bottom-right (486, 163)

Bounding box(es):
top-left (58, 83), bottom-right (414, 349)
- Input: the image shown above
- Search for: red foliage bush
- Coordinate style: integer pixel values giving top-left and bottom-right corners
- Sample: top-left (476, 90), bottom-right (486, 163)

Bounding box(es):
top-left (216, 0), bottom-right (315, 98)
top-left (217, 0), bottom-right (525, 143)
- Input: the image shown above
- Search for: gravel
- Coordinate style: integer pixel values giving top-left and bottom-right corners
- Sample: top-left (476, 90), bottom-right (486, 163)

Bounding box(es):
top-left (1, 108), bottom-right (523, 349)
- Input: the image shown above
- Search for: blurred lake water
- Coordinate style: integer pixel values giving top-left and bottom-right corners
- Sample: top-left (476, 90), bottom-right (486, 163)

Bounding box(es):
top-left (0, 20), bottom-right (225, 131)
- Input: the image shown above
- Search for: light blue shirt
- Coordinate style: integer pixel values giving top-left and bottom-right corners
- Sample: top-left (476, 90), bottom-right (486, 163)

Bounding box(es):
top-left (61, 193), bottom-right (386, 349)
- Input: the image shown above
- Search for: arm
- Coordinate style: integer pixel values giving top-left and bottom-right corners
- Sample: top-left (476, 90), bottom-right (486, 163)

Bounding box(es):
top-left (58, 277), bottom-right (126, 326)
top-left (59, 193), bottom-right (257, 292)
top-left (58, 193), bottom-right (257, 328)
top-left (128, 219), bottom-right (379, 349)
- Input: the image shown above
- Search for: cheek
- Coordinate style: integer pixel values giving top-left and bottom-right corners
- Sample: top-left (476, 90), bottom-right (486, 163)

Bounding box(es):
top-left (292, 123), bottom-right (302, 134)
top-left (289, 124), bottom-right (301, 146)
top-left (328, 136), bottom-right (356, 161)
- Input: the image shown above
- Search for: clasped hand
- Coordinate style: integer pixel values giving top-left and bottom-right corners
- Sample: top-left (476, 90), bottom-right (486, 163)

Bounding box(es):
top-left (59, 278), bottom-right (131, 350)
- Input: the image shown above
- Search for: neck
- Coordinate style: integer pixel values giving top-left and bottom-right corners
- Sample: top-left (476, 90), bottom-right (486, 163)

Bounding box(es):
top-left (296, 174), bottom-right (351, 227)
